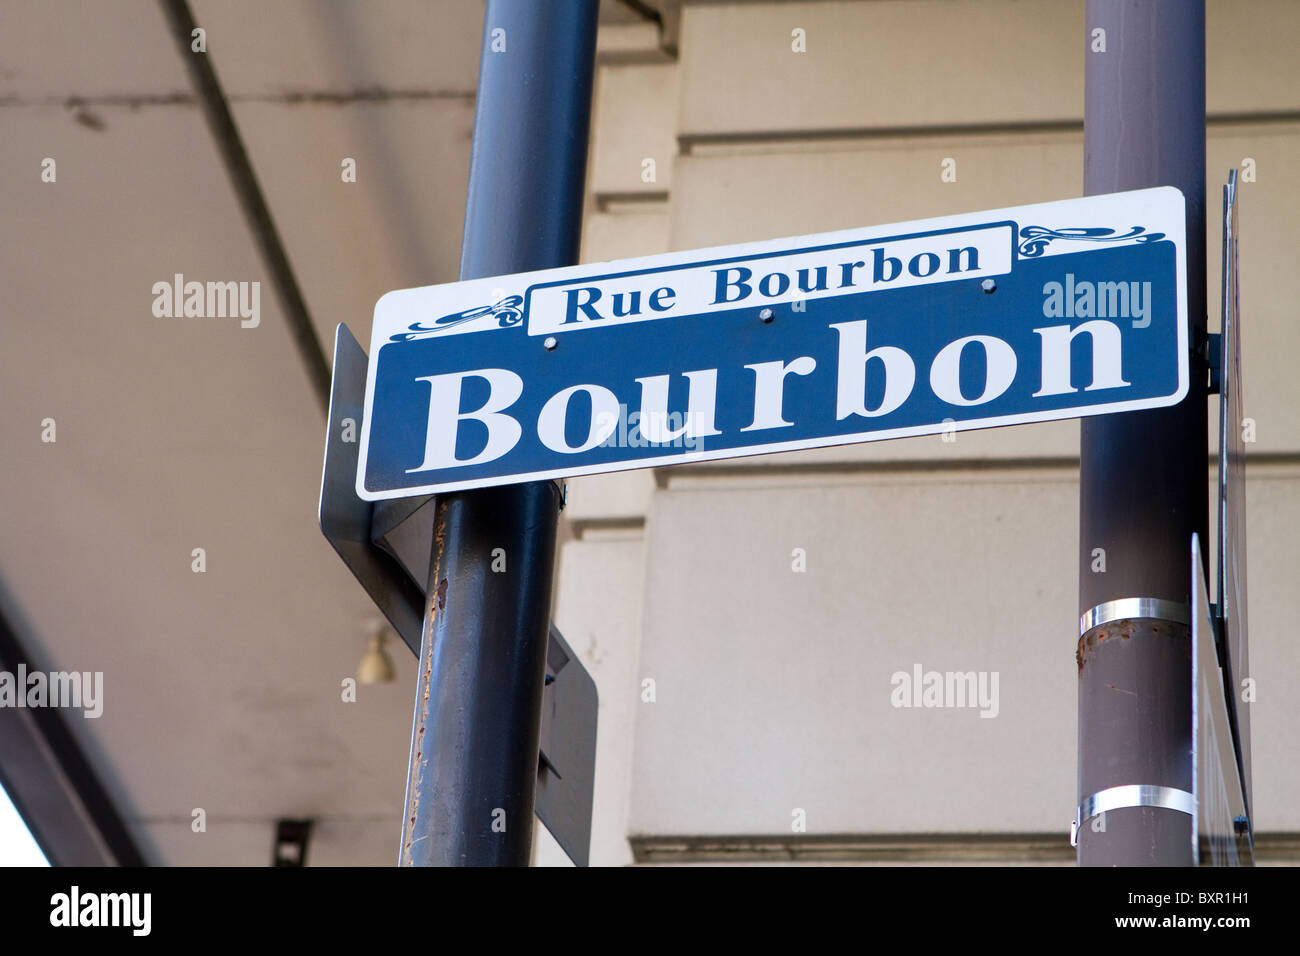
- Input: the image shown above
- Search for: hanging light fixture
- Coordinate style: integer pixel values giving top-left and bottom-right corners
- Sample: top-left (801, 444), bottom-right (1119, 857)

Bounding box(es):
top-left (357, 624), bottom-right (396, 685)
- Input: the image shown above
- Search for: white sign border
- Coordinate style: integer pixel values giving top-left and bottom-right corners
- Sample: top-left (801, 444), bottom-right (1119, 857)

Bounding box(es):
top-left (357, 187), bottom-right (1188, 501)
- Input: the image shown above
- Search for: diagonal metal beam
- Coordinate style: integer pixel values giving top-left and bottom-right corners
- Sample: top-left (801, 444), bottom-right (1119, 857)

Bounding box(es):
top-left (0, 598), bottom-right (145, 866)
top-left (158, 0), bottom-right (332, 413)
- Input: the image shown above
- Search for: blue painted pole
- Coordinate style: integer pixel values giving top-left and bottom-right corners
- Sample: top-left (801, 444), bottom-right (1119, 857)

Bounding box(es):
top-left (399, 0), bottom-right (598, 867)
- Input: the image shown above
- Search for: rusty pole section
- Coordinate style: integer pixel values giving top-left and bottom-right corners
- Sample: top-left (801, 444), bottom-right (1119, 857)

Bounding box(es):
top-left (399, 0), bottom-right (598, 866)
top-left (1077, 0), bottom-right (1207, 865)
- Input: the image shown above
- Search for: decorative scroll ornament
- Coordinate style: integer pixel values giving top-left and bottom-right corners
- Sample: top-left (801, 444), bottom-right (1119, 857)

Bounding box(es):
top-left (1017, 225), bottom-right (1165, 259)
top-left (389, 294), bottom-right (524, 342)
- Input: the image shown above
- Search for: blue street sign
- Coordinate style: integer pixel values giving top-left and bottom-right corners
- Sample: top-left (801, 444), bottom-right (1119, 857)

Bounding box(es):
top-left (358, 187), bottom-right (1188, 500)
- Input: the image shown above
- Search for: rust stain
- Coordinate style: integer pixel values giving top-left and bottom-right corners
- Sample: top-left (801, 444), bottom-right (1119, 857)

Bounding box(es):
top-left (1078, 619), bottom-right (1188, 676)
top-left (430, 513), bottom-right (448, 616)
top-left (1077, 621), bottom-right (1138, 674)
top-left (404, 511), bottom-right (448, 864)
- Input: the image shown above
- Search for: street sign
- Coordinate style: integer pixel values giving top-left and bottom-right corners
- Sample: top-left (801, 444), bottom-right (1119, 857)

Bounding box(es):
top-left (358, 187), bottom-right (1188, 500)
top-left (319, 324), bottom-right (598, 865)
top-left (1191, 534), bottom-right (1252, 866)
top-left (535, 626), bottom-right (599, 868)
top-left (1216, 171), bottom-right (1250, 815)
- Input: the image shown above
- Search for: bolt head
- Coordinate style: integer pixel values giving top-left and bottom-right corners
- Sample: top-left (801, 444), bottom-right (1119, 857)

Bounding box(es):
top-left (759, 308), bottom-right (774, 323)
top-left (543, 336), bottom-right (558, 351)
top-left (981, 278), bottom-right (997, 294)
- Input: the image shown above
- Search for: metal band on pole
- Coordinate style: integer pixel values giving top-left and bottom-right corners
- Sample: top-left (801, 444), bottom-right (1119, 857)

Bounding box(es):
top-left (1079, 598), bottom-right (1191, 636)
top-left (1071, 784), bottom-right (1195, 846)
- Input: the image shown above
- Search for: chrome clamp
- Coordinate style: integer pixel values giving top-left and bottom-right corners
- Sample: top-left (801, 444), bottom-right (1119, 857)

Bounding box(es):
top-left (1079, 597), bottom-right (1190, 637)
top-left (1070, 784), bottom-right (1195, 846)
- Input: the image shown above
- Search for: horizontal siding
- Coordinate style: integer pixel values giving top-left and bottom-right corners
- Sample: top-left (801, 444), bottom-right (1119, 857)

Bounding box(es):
top-left (677, 0), bottom-right (1300, 142)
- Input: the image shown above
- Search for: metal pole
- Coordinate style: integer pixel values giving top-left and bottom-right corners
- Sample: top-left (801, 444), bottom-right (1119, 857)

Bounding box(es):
top-left (1077, 1), bottom-right (1207, 865)
top-left (399, 0), bottom-right (598, 867)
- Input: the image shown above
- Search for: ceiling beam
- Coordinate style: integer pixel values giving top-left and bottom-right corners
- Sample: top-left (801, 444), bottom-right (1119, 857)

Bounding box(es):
top-left (0, 599), bottom-right (145, 866)
top-left (158, 0), bottom-right (332, 414)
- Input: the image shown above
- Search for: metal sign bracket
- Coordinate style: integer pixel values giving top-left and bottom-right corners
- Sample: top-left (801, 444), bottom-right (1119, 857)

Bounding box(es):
top-left (319, 323), bottom-right (597, 865)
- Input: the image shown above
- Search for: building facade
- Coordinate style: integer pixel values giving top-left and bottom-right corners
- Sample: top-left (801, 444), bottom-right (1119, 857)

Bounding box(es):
top-left (0, 0), bottom-right (1294, 867)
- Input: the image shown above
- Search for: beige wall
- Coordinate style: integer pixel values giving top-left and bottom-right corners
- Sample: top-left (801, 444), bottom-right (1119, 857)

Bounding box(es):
top-left (543, 0), bottom-right (1300, 865)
